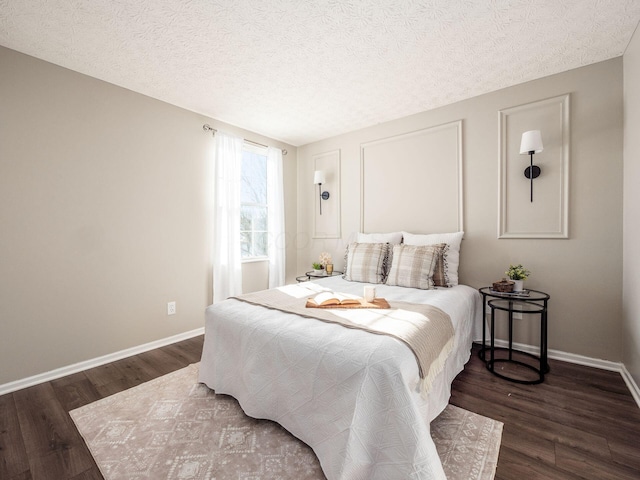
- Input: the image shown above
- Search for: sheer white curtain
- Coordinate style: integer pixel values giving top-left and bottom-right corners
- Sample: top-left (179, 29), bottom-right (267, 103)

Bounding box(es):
top-left (213, 131), bottom-right (244, 303)
top-left (267, 147), bottom-right (286, 288)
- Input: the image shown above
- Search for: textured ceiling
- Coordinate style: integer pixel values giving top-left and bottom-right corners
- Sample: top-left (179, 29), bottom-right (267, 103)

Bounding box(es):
top-left (1, 1), bottom-right (639, 146)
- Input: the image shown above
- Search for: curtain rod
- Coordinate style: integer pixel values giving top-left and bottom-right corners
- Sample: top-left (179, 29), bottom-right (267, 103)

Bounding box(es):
top-left (203, 124), bottom-right (288, 156)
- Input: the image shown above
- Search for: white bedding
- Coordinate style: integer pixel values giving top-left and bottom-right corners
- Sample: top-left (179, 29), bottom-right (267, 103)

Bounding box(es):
top-left (199, 277), bottom-right (482, 479)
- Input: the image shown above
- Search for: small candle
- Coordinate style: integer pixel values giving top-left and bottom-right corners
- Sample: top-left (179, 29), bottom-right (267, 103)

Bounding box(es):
top-left (364, 286), bottom-right (376, 302)
top-left (326, 264), bottom-right (334, 274)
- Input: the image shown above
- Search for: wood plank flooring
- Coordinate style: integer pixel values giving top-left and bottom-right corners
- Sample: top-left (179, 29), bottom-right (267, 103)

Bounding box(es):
top-left (1, 337), bottom-right (638, 479)
top-left (452, 344), bottom-right (640, 480)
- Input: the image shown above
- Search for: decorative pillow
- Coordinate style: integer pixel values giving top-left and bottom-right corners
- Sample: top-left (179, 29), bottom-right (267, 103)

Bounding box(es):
top-left (402, 231), bottom-right (464, 286)
top-left (430, 243), bottom-right (449, 287)
top-left (385, 244), bottom-right (439, 290)
top-left (357, 232), bottom-right (403, 244)
top-left (343, 242), bottom-right (390, 284)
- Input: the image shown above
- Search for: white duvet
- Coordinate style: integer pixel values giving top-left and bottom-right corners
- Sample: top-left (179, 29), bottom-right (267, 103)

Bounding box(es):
top-left (199, 277), bottom-right (483, 479)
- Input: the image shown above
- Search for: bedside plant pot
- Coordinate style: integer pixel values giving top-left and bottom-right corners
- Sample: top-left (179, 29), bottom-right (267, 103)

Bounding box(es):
top-left (313, 269), bottom-right (324, 275)
top-left (513, 280), bottom-right (524, 292)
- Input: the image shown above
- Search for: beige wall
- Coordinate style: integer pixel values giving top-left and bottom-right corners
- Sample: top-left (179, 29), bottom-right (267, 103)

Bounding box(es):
top-left (0, 46), bottom-right (297, 386)
top-left (1, 40), bottom-right (632, 385)
top-left (623, 28), bottom-right (640, 386)
top-left (298, 58), bottom-right (624, 362)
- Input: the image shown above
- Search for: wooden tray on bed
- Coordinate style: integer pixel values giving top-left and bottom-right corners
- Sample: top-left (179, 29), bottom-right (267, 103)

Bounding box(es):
top-left (306, 298), bottom-right (391, 309)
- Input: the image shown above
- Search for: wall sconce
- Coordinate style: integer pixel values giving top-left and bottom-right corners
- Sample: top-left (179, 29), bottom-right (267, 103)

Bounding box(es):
top-left (519, 130), bottom-right (544, 202)
top-left (313, 170), bottom-right (330, 215)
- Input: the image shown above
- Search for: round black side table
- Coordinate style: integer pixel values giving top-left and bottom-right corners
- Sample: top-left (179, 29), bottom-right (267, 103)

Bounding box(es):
top-left (478, 287), bottom-right (550, 384)
top-left (296, 271), bottom-right (343, 282)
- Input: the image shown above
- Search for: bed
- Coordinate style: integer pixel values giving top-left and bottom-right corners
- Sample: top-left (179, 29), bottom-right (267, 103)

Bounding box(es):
top-left (199, 238), bottom-right (483, 479)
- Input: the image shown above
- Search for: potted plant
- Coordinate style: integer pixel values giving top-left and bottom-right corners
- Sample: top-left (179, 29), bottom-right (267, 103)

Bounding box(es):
top-left (312, 262), bottom-right (324, 275)
top-left (505, 264), bottom-right (531, 292)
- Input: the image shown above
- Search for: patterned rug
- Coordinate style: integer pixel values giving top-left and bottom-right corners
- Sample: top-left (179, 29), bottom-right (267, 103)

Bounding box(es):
top-left (70, 363), bottom-right (502, 480)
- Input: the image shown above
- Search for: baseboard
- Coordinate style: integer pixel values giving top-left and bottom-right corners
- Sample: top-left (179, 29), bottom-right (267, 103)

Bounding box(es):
top-left (620, 364), bottom-right (640, 409)
top-left (5, 330), bottom-right (639, 410)
top-left (488, 338), bottom-right (640, 408)
top-left (0, 327), bottom-right (205, 396)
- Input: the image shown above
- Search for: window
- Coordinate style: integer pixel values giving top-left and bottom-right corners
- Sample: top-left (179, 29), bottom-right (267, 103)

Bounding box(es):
top-left (240, 145), bottom-right (268, 259)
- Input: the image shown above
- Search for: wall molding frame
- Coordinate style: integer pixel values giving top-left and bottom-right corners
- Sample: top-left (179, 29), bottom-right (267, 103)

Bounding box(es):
top-left (360, 120), bottom-right (463, 234)
top-left (498, 94), bottom-right (570, 238)
top-left (312, 149), bottom-right (341, 239)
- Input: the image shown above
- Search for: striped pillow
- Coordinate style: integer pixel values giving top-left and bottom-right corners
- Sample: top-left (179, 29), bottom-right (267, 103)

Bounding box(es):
top-left (402, 231), bottom-right (463, 286)
top-left (386, 244), bottom-right (439, 290)
top-left (344, 242), bottom-right (390, 284)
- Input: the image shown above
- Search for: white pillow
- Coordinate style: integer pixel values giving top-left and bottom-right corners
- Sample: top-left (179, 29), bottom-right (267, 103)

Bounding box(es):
top-left (357, 232), bottom-right (403, 244)
top-left (402, 231), bottom-right (464, 286)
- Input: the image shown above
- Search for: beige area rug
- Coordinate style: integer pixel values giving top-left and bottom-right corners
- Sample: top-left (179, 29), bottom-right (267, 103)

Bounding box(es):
top-left (70, 364), bottom-right (502, 480)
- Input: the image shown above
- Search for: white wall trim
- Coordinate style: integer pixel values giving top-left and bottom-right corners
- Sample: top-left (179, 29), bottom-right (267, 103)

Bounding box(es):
top-left (5, 328), bottom-right (638, 411)
top-left (312, 149), bottom-right (341, 239)
top-left (360, 120), bottom-right (463, 234)
top-left (620, 364), bottom-right (640, 409)
top-left (498, 94), bottom-right (570, 239)
top-left (491, 338), bottom-right (640, 408)
top-left (0, 328), bottom-right (204, 396)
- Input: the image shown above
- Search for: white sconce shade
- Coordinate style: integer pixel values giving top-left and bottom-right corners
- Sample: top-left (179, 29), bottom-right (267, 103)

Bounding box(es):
top-left (520, 130), bottom-right (544, 154)
top-left (519, 130), bottom-right (544, 203)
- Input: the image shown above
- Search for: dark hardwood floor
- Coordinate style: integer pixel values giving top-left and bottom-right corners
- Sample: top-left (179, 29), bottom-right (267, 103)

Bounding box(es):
top-left (452, 344), bottom-right (640, 480)
top-left (1, 337), bottom-right (639, 479)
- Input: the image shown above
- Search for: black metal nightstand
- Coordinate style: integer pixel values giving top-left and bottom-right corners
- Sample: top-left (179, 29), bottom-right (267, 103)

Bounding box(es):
top-left (296, 271), bottom-right (343, 282)
top-left (478, 287), bottom-right (550, 384)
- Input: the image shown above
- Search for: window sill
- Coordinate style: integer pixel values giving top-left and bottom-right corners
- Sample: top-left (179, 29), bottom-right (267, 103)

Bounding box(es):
top-left (242, 257), bottom-right (269, 264)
